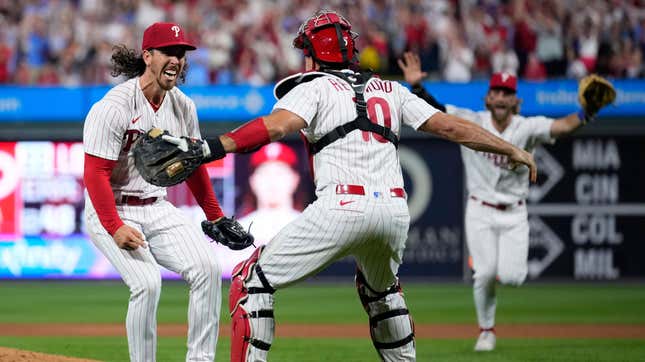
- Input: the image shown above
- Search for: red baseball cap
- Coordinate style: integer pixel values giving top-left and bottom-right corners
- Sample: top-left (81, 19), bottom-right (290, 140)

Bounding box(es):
top-left (489, 72), bottom-right (517, 92)
top-left (142, 22), bottom-right (196, 51)
top-left (250, 143), bottom-right (297, 168)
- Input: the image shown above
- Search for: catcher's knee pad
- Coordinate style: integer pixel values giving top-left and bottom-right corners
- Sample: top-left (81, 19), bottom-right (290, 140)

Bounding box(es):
top-left (356, 270), bottom-right (415, 361)
top-left (229, 247), bottom-right (276, 362)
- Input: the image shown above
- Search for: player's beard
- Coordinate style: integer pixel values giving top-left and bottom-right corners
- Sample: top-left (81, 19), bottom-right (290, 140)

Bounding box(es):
top-left (488, 103), bottom-right (513, 123)
top-left (485, 96), bottom-right (518, 123)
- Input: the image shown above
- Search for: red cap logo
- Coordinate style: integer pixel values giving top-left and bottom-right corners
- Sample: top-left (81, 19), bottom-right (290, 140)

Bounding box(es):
top-left (250, 143), bottom-right (297, 168)
top-left (141, 22), bottom-right (196, 51)
top-left (489, 72), bottom-right (517, 92)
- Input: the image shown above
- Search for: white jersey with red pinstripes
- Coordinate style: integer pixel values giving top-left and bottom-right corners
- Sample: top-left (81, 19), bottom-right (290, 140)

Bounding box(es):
top-left (274, 71), bottom-right (438, 194)
top-left (446, 105), bottom-right (555, 204)
top-left (83, 77), bottom-right (201, 199)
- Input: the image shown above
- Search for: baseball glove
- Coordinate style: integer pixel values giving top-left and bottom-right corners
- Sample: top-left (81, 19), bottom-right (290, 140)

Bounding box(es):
top-left (133, 128), bottom-right (204, 187)
top-left (578, 74), bottom-right (616, 121)
top-left (202, 217), bottom-right (255, 250)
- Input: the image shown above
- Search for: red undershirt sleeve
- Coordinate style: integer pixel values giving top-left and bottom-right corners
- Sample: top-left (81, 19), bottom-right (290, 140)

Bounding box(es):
top-left (186, 165), bottom-right (224, 220)
top-left (83, 153), bottom-right (123, 235)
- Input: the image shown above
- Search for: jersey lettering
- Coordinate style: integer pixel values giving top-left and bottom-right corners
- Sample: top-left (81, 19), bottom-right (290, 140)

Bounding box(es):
top-left (479, 151), bottom-right (510, 168)
top-left (122, 129), bottom-right (143, 152)
top-left (365, 79), bottom-right (392, 93)
top-left (327, 78), bottom-right (351, 92)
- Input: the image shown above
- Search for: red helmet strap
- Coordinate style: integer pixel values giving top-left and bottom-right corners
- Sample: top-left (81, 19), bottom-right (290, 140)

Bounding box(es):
top-left (333, 23), bottom-right (349, 64)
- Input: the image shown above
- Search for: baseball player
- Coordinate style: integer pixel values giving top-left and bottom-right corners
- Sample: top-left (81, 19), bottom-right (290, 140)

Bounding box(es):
top-left (164, 10), bottom-right (536, 362)
top-left (398, 51), bottom-right (607, 351)
top-left (83, 23), bottom-right (224, 362)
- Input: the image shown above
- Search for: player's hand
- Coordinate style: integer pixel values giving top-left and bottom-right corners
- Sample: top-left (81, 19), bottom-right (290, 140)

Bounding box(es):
top-left (397, 52), bottom-right (427, 86)
top-left (113, 225), bottom-right (147, 250)
top-left (509, 148), bottom-right (537, 183)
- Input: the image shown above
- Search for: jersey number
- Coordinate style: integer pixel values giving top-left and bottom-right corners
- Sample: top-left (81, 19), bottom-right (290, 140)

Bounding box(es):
top-left (362, 97), bottom-right (392, 143)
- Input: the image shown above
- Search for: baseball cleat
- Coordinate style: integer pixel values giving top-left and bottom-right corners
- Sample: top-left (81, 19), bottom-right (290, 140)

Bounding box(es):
top-left (474, 330), bottom-right (496, 351)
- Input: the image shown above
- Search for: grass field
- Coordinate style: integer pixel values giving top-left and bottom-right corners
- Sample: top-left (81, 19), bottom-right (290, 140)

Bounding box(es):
top-left (0, 280), bottom-right (644, 361)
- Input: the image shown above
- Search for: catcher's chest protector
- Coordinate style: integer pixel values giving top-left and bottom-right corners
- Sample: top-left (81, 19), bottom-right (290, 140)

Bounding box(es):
top-left (307, 70), bottom-right (399, 154)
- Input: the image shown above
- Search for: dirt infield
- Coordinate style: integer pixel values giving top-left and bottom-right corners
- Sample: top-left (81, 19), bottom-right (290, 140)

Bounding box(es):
top-left (0, 346), bottom-right (100, 362)
top-left (1, 323), bottom-right (644, 339)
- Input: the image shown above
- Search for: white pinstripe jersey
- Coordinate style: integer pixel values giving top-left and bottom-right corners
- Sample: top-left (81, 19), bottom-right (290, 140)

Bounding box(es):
top-left (274, 72), bottom-right (438, 194)
top-left (83, 77), bottom-right (201, 199)
top-left (446, 105), bottom-right (555, 204)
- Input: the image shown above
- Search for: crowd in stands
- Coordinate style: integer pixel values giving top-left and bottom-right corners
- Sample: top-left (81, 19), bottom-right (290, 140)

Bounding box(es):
top-left (0, 0), bottom-right (644, 86)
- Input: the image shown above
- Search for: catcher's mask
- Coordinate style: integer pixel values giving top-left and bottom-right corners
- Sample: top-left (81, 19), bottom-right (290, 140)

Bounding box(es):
top-left (293, 10), bottom-right (358, 67)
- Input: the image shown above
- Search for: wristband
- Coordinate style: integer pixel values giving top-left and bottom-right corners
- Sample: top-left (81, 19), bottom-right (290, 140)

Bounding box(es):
top-left (204, 137), bottom-right (226, 162)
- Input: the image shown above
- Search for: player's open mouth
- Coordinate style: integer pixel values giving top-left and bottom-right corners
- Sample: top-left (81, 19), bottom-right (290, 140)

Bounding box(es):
top-left (163, 69), bottom-right (177, 80)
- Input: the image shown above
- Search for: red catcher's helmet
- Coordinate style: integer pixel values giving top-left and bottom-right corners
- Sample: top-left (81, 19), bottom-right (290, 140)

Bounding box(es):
top-left (293, 10), bottom-right (358, 66)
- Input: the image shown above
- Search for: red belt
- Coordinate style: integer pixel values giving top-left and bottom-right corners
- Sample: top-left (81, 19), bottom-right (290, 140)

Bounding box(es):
top-left (470, 196), bottom-right (523, 211)
top-left (119, 195), bottom-right (158, 206)
top-left (335, 184), bottom-right (406, 198)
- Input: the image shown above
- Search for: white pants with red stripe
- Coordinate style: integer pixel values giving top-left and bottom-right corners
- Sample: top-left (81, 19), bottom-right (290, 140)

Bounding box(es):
top-left (465, 197), bottom-right (529, 330)
top-left (85, 198), bottom-right (222, 362)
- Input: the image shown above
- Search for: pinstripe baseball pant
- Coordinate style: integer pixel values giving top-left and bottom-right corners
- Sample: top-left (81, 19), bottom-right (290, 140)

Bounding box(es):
top-left (85, 198), bottom-right (222, 362)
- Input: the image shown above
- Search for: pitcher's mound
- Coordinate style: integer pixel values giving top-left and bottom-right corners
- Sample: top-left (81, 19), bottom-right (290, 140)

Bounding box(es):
top-left (0, 346), bottom-right (99, 362)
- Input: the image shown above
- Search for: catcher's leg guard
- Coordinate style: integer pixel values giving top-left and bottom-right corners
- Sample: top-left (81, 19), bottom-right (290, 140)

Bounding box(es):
top-left (229, 246), bottom-right (276, 362)
top-left (356, 270), bottom-right (415, 362)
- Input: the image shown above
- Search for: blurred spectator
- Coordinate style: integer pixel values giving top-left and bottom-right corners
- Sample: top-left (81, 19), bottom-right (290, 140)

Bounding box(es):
top-left (23, 14), bottom-right (50, 70)
top-left (14, 61), bottom-right (32, 85)
top-left (442, 23), bottom-right (474, 82)
top-left (491, 39), bottom-right (519, 76)
top-left (565, 45), bottom-right (589, 79)
top-left (360, 24), bottom-right (389, 72)
top-left (419, 29), bottom-right (441, 79)
top-left (36, 62), bottom-right (60, 85)
top-left (524, 52), bottom-right (547, 80)
top-left (512, 0), bottom-right (538, 77)
top-left (0, 0), bottom-right (643, 85)
top-left (625, 39), bottom-right (643, 78)
top-left (0, 41), bottom-right (11, 83)
top-left (577, 17), bottom-right (600, 73)
top-left (535, 3), bottom-right (566, 77)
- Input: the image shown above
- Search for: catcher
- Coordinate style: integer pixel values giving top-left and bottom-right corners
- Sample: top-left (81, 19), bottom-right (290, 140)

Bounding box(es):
top-left (398, 52), bottom-right (615, 352)
top-left (133, 128), bottom-right (254, 250)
